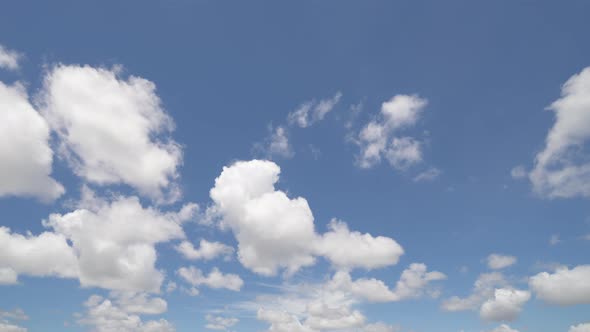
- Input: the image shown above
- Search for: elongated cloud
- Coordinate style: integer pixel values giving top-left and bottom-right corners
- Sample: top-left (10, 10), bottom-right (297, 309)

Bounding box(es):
top-left (0, 82), bottom-right (64, 201)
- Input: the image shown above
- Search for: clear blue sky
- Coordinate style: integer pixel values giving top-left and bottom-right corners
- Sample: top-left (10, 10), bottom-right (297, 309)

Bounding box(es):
top-left (0, 1), bottom-right (589, 332)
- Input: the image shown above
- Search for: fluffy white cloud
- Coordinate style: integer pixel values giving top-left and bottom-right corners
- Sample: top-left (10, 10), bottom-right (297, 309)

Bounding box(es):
top-left (39, 65), bottom-right (182, 202)
top-left (0, 308), bottom-right (28, 332)
top-left (529, 265), bottom-right (590, 305)
top-left (315, 219), bottom-right (403, 271)
top-left (441, 272), bottom-right (506, 312)
top-left (175, 239), bottom-right (233, 261)
top-left (357, 95), bottom-right (427, 169)
top-left (0, 45), bottom-right (20, 71)
top-left (529, 67), bottom-right (590, 198)
top-left (570, 323), bottom-right (590, 332)
top-left (288, 92), bottom-right (342, 128)
top-left (0, 82), bottom-right (64, 201)
top-left (0, 226), bottom-right (78, 283)
top-left (177, 266), bottom-right (243, 291)
top-left (362, 322), bottom-right (400, 332)
top-left (78, 295), bottom-right (175, 332)
top-left (257, 309), bottom-right (316, 332)
top-left (304, 302), bottom-right (365, 330)
top-left (108, 292), bottom-right (167, 315)
top-left (0, 322), bottom-right (27, 332)
top-left (204, 314), bottom-right (239, 331)
top-left (479, 288), bottom-right (530, 322)
top-left (487, 254), bottom-right (517, 270)
top-left (43, 194), bottom-right (193, 292)
top-left (209, 160), bottom-right (404, 276)
top-left (486, 324), bottom-right (520, 332)
top-left (267, 126), bottom-right (294, 158)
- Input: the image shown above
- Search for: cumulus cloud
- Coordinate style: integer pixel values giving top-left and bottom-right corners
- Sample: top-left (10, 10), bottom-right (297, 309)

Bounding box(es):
top-left (441, 272), bottom-right (507, 312)
top-left (362, 322), bottom-right (400, 332)
top-left (0, 81), bottom-right (64, 201)
top-left (45, 195), bottom-right (192, 292)
top-left (177, 266), bottom-right (243, 292)
top-left (570, 323), bottom-right (590, 332)
top-left (204, 314), bottom-right (239, 331)
top-left (486, 325), bottom-right (520, 332)
top-left (510, 166), bottom-right (527, 180)
top-left (0, 321), bottom-right (27, 332)
top-left (487, 254), bottom-right (517, 270)
top-left (529, 265), bottom-right (590, 305)
top-left (529, 67), bottom-right (590, 198)
top-left (0, 44), bottom-right (20, 71)
top-left (288, 92), bottom-right (342, 128)
top-left (357, 95), bottom-right (427, 169)
top-left (108, 292), bottom-right (167, 315)
top-left (0, 308), bottom-right (28, 332)
top-left (175, 239), bottom-right (233, 261)
top-left (38, 64), bottom-right (182, 202)
top-left (78, 295), bottom-right (175, 332)
top-left (479, 288), bottom-right (530, 322)
top-left (209, 160), bottom-right (404, 276)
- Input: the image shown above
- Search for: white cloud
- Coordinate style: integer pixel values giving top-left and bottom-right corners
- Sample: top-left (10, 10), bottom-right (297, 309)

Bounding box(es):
top-left (529, 265), bottom-right (590, 305)
top-left (257, 309), bottom-right (316, 332)
top-left (0, 45), bottom-right (20, 71)
top-left (175, 239), bottom-right (233, 261)
top-left (204, 314), bottom-right (239, 331)
top-left (0, 81), bottom-right (64, 201)
top-left (0, 226), bottom-right (78, 284)
top-left (269, 126), bottom-right (294, 158)
top-left (487, 254), bottom-right (517, 270)
top-left (43, 194), bottom-right (193, 292)
top-left (177, 266), bottom-right (243, 291)
top-left (549, 234), bottom-right (561, 246)
top-left (0, 308), bottom-right (28, 332)
top-left (529, 67), bottom-right (590, 198)
top-left (288, 92), bottom-right (342, 128)
top-left (39, 64), bottom-right (182, 202)
top-left (108, 292), bottom-right (167, 315)
top-left (413, 167), bottom-right (441, 182)
top-left (486, 324), bottom-right (520, 332)
top-left (362, 322), bottom-right (400, 332)
top-left (78, 295), bottom-right (175, 332)
top-left (0, 322), bottom-right (27, 332)
top-left (209, 160), bottom-right (404, 276)
top-left (357, 95), bottom-right (427, 169)
top-left (570, 323), bottom-right (590, 332)
top-left (315, 219), bottom-right (404, 271)
top-left (479, 288), bottom-right (530, 322)
top-left (441, 272), bottom-right (507, 312)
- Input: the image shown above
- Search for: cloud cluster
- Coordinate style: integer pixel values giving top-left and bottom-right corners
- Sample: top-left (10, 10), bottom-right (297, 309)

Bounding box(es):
top-left (209, 160), bottom-right (404, 276)
top-left (357, 95), bottom-right (427, 169)
top-left (204, 314), bottom-right (239, 331)
top-left (288, 92), bottom-right (342, 128)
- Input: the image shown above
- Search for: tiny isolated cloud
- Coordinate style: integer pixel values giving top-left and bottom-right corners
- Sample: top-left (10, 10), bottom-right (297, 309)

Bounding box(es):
top-left (529, 66), bottom-right (590, 198)
top-left (357, 94), bottom-right (428, 170)
top-left (510, 165), bottom-right (528, 180)
top-left (413, 167), bottom-right (442, 182)
top-left (0, 44), bottom-right (21, 71)
top-left (487, 254), bottom-right (517, 270)
top-left (288, 92), bottom-right (342, 128)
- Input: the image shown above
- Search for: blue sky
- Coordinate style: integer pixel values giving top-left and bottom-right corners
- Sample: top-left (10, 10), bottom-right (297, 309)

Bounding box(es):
top-left (1, 1), bottom-right (589, 332)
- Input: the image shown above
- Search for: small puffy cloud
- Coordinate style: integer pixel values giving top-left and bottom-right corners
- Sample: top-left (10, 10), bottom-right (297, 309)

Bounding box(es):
top-left (357, 95), bottom-right (427, 169)
top-left (39, 64), bottom-right (182, 202)
top-left (204, 314), bottom-right (239, 331)
top-left (109, 292), bottom-right (167, 315)
top-left (0, 322), bottom-right (27, 332)
top-left (288, 92), bottom-right (342, 128)
top-left (304, 302), bottom-right (365, 330)
top-left (315, 219), bottom-right (404, 271)
top-left (487, 254), bottom-right (517, 270)
top-left (529, 67), bottom-right (590, 198)
top-left (0, 81), bottom-right (64, 201)
top-left (0, 44), bottom-right (20, 71)
top-left (209, 160), bottom-right (404, 276)
top-left (177, 266), bottom-right (243, 291)
top-left (570, 323), bottom-right (590, 332)
top-left (363, 322), bottom-right (400, 332)
top-left (529, 265), bottom-right (590, 305)
top-left (486, 325), bottom-right (520, 332)
top-left (479, 288), bottom-right (531, 322)
top-left (441, 272), bottom-right (507, 312)
top-left (175, 239), bottom-right (233, 261)
top-left (257, 309), bottom-right (316, 332)
top-left (510, 166), bottom-right (527, 180)
top-left (413, 167), bottom-right (441, 182)
top-left (269, 126), bottom-right (294, 158)
top-left (78, 295), bottom-right (175, 332)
